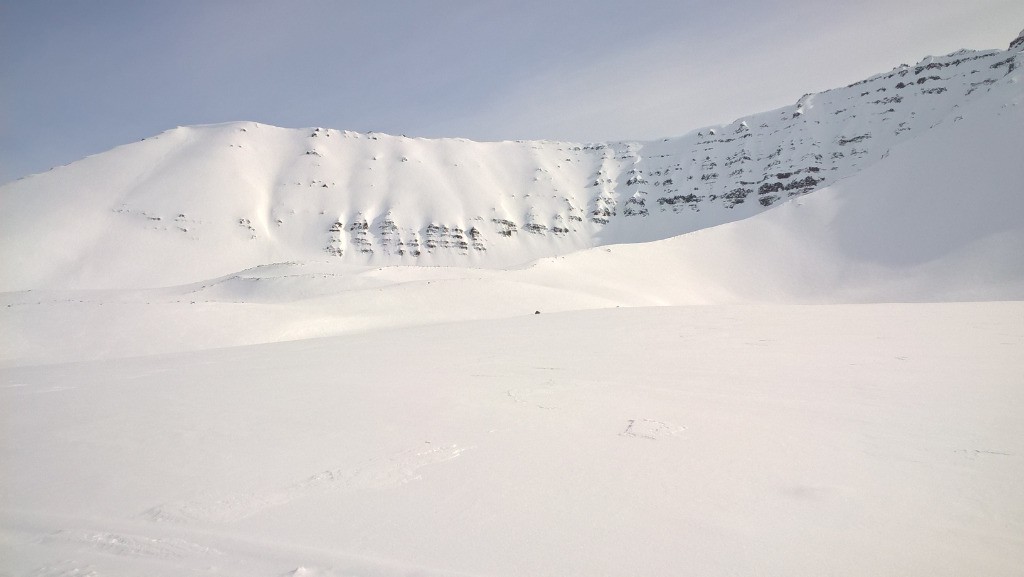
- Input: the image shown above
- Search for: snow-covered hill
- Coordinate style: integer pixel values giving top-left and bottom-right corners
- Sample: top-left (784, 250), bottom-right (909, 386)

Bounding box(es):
top-left (4, 78), bottom-right (1022, 366)
top-left (1, 35), bottom-right (1021, 291)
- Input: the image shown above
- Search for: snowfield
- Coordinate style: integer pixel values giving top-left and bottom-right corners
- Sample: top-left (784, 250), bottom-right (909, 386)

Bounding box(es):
top-left (3, 303), bottom-right (1023, 577)
top-left (1, 33), bottom-right (1023, 577)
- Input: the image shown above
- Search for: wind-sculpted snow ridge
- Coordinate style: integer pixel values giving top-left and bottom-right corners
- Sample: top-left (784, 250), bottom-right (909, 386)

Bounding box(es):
top-left (1, 38), bottom-right (1021, 290)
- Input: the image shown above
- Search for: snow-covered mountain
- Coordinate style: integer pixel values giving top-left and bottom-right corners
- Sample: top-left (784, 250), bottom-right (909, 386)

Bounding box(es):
top-left (2, 33), bottom-right (1021, 291)
top-left (1, 31), bottom-right (1022, 366)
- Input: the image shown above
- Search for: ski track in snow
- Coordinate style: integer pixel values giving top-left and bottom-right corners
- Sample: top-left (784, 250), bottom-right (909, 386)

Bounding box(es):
top-left (24, 560), bottom-right (100, 577)
top-left (619, 418), bottom-right (686, 440)
top-left (142, 443), bottom-right (470, 524)
top-left (35, 530), bottom-right (221, 560)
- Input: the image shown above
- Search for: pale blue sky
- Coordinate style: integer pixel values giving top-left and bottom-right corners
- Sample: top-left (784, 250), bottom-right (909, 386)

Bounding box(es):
top-left (2, 0), bottom-right (1022, 184)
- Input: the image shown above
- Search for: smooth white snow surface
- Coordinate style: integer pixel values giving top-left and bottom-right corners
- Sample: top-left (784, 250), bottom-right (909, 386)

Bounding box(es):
top-left (1, 37), bottom-right (1023, 577)
top-left (2, 304), bottom-right (1023, 577)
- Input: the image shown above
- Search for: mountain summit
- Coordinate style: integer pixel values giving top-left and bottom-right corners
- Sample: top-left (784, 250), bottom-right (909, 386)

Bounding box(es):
top-left (1010, 27), bottom-right (1024, 49)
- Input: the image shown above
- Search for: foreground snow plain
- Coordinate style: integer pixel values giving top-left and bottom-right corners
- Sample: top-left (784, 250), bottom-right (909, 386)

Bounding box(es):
top-left (3, 42), bottom-right (1024, 577)
top-left (3, 302), bottom-right (1023, 577)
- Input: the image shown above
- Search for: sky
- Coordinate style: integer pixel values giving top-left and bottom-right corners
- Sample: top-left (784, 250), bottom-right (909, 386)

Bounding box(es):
top-left (1, 1), bottom-right (1022, 185)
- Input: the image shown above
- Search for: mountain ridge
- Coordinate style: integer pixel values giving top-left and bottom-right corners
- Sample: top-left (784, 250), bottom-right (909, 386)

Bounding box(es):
top-left (1, 37), bottom-right (1021, 291)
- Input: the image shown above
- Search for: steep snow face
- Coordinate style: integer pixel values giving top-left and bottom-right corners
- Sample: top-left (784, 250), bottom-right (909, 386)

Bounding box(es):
top-left (1, 42), bottom-right (1021, 290)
